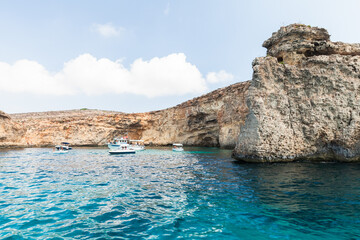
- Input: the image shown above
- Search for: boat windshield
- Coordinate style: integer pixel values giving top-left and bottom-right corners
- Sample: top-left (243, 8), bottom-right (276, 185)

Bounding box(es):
top-left (173, 143), bottom-right (183, 147)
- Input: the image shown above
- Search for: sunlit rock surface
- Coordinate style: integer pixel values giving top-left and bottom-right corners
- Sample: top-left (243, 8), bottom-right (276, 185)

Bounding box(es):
top-left (0, 111), bottom-right (26, 147)
top-left (233, 24), bottom-right (360, 162)
top-left (7, 81), bottom-right (250, 148)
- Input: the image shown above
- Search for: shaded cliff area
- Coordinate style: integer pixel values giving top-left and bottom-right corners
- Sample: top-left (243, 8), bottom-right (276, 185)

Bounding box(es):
top-left (3, 81), bottom-right (250, 148)
top-left (233, 24), bottom-right (360, 162)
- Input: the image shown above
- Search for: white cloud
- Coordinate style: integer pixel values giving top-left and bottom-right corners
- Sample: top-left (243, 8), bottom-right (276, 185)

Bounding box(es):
top-left (0, 60), bottom-right (70, 95)
top-left (206, 70), bottom-right (234, 83)
top-left (0, 53), bottom-right (234, 98)
top-left (91, 23), bottom-right (124, 38)
top-left (58, 53), bottom-right (208, 97)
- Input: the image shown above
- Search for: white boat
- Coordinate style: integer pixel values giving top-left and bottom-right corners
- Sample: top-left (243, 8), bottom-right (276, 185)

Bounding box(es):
top-left (108, 138), bottom-right (129, 149)
top-left (108, 137), bottom-right (136, 154)
top-left (172, 143), bottom-right (184, 152)
top-left (129, 140), bottom-right (145, 151)
top-left (53, 145), bottom-right (69, 154)
top-left (109, 144), bottom-right (135, 155)
top-left (61, 142), bottom-right (72, 150)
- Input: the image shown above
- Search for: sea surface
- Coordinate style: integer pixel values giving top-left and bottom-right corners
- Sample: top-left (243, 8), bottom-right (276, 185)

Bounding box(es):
top-left (0, 147), bottom-right (360, 240)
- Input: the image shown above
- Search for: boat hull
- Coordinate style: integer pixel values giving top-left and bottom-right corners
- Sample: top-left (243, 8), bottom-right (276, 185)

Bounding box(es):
top-left (53, 150), bottom-right (68, 154)
top-left (131, 145), bottom-right (145, 151)
top-left (109, 150), bottom-right (136, 155)
top-left (172, 148), bottom-right (184, 152)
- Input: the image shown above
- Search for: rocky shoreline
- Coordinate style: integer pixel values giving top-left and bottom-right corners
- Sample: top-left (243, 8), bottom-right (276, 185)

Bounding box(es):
top-left (1, 24), bottom-right (359, 162)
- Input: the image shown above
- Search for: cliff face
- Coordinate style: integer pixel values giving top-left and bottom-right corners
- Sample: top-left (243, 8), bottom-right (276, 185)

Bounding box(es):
top-left (233, 24), bottom-right (360, 162)
top-left (9, 81), bottom-right (250, 148)
top-left (3, 24), bottom-right (359, 162)
top-left (0, 111), bottom-right (26, 147)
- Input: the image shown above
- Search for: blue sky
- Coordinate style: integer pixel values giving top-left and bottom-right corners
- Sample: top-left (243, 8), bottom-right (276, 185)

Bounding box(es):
top-left (0, 0), bottom-right (359, 113)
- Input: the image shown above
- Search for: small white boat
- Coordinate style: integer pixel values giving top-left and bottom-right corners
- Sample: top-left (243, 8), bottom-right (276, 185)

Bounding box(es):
top-left (172, 143), bottom-right (184, 152)
top-left (129, 140), bottom-right (145, 151)
top-left (109, 144), bottom-right (135, 155)
top-left (53, 145), bottom-right (69, 154)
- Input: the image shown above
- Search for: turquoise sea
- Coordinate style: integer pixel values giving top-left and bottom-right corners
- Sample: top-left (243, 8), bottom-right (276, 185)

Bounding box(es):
top-left (0, 147), bottom-right (360, 239)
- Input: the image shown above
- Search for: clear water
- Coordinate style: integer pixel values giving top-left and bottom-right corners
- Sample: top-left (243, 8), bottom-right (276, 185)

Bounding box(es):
top-left (0, 147), bottom-right (360, 240)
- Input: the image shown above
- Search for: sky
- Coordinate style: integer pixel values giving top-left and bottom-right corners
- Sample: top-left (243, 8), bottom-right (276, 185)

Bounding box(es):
top-left (0, 0), bottom-right (359, 113)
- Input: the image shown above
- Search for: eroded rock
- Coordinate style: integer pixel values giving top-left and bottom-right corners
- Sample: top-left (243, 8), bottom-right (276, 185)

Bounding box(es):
top-left (0, 111), bottom-right (26, 147)
top-left (8, 81), bottom-right (250, 148)
top-left (233, 24), bottom-right (360, 162)
top-left (264, 24), bottom-right (360, 65)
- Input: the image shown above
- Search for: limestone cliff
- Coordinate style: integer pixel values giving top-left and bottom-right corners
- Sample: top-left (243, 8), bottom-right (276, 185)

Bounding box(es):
top-left (8, 81), bottom-right (250, 148)
top-left (0, 111), bottom-right (26, 147)
top-left (233, 24), bottom-right (360, 162)
top-left (3, 24), bottom-right (359, 162)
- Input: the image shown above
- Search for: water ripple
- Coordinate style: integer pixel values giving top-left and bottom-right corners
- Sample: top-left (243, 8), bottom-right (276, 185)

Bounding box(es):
top-left (0, 148), bottom-right (359, 239)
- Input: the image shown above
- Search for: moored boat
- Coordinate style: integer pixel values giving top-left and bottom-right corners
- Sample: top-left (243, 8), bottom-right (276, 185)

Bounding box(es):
top-left (172, 143), bottom-right (184, 152)
top-left (53, 145), bottom-right (69, 154)
top-left (108, 138), bottom-right (129, 149)
top-left (109, 144), bottom-right (136, 154)
top-left (129, 140), bottom-right (145, 151)
top-left (108, 137), bottom-right (136, 154)
top-left (61, 142), bottom-right (72, 150)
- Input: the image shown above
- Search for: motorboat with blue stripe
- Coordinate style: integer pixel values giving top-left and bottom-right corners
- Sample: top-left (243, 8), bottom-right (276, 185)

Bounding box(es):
top-left (108, 137), bottom-right (136, 154)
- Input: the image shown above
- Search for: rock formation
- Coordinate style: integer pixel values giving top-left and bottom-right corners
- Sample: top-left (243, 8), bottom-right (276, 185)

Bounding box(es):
top-left (0, 111), bottom-right (26, 147)
top-left (2, 24), bottom-right (359, 162)
top-left (233, 24), bottom-right (360, 162)
top-left (7, 81), bottom-right (250, 148)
